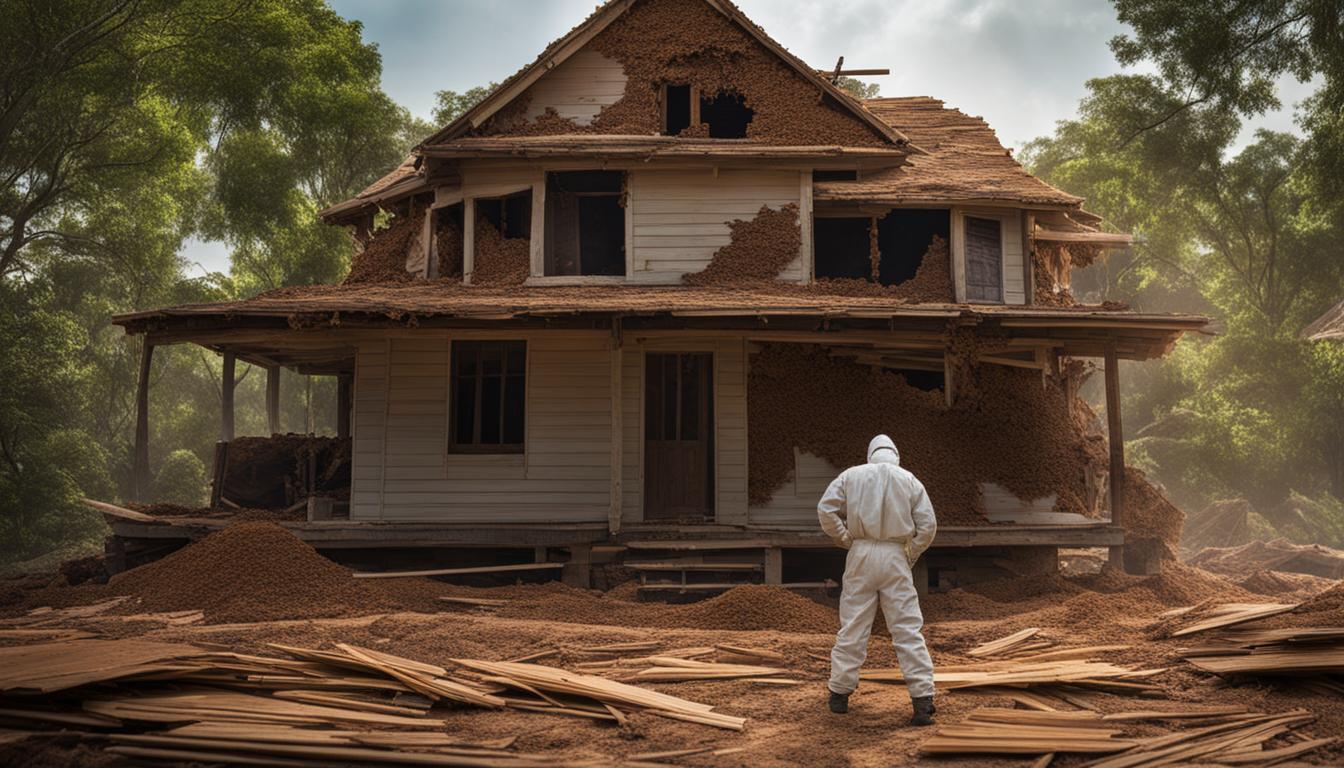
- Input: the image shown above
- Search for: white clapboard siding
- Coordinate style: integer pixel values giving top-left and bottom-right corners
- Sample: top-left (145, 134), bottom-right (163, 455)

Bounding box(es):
top-left (522, 50), bottom-right (627, 126)
top-left (619, 337), bottom-right (749, 525)
top-left (1001, 213), bottom-right (1026, 305)
top-left (349, 332), bottom-right (611, 523)
top-left (627, 169), bottom-right (802, 284)
top-left (749, 449), bottom-right (840, 527)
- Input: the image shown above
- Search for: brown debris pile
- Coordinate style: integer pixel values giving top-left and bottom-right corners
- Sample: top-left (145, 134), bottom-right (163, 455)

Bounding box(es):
top-left (497, 583), bottom-right (837, 634)
top-left (223, 435), bottom-right (351, 509)
top-left (1033, 247), bottom-right (1076, 307)
top-left (435, 214), bottom-right (464, 280)
top-left (746, 344), bottom-right (1103, 520)
top-left (682, 204), bottom-right (799, 285)
top-left (1189, 538), bottom-right (1344, 580)
top-left (107, 523), bottom-right (388, 623)
top-left (481, 0), bottom-right (888, 147)
top-left (471, 214), bottom-right (530, 286)
top-left (344, 209), bottom-right (422, 284)
top-left (1122, 466), bottom-right (1186, 559)
top-left (811, 234), bottom-right (954, 302)
top-left (1258, 580), bottom-right (1344, 629)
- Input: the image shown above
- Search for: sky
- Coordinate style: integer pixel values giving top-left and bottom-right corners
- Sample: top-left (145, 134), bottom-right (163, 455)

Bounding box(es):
top-left (181, 0), bottom-right (1316, 276)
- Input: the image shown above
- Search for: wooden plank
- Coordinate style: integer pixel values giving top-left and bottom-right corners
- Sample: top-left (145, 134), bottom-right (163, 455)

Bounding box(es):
top-left (80, 498), bottom-right (158, 523)
top-left (221, 351), bottom-right (236, 442)
top-left (1104, 344), bottom-right (1124, 571)
top-left (352, 562), bottom-right (564, 579)
top-left (133, 339), bottom-right (153, 500)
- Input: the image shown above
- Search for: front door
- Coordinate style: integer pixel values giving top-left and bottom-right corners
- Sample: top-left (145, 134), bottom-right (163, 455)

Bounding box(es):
top-left (965, 216), bottom-right (1003, 302)
top-left (644, 353), bottom-right (715, 520)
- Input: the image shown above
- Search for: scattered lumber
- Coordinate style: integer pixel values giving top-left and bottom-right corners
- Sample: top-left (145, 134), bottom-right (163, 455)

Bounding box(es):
top-left (437, 597), bottom-right (510, 608)
top-left (1182, 625), bottom-right (1344, 678)
top-left (0, 638), bottom-right (210, 693)
top-left (1080, 709), bottom-right (1328, 768)
top-left (919, 707), bottom-right (1136, 755)
top-left (0, 597), bottom-right (129, 628)
top-left (450, 658), bottom-right (746, 731)
top-left (1168, 602), bottom-right (1300, 637)
top-left (863, 657), bottom-right (1166, 693)
top-left (967, 627), bottom-right (1046, 657)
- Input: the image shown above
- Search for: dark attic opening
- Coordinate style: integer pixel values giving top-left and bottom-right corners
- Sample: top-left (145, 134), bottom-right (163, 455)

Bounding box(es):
top-left (544, 170), bottom-right (626, 276)
top-left (477, 190), bottom-right (532, 239)
top-left (699, 91), bottom-right (753, 138)
top-left (813, 208), bottom-right (951, 286)
top-left (663, 84), bottom-right (692, 135)
top-left (885, 366), bottom-right (946, 393)
top-left (812, 169), bottom-right (858, 182)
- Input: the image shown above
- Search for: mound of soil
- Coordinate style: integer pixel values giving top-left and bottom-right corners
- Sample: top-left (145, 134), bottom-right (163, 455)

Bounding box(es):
top-left (108, 522), bottom-right (389, 623)
top-left (1258, 580), bottom-right (1344, 629)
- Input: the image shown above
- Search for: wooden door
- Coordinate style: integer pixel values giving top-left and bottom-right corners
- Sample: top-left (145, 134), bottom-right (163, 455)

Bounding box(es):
top-left (644, 353), bottom-right (715, 520)
top-left (965, 216), bottom-right (1003, 302)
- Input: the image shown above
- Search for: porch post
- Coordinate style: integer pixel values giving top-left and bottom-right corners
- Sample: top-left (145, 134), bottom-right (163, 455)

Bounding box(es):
top-left (132, 338), bottom-right (154, 501)
top-left (608, 324), bottom-right (624, 534)
top-left (1104, 344), bottom-right (1125, 572)
top-left (336, 373), bottom-right (352, 440)
top-left (943, 351), bottom-right (955, 408)
top-left (221, 351), bottom-right (236, 442)
top-left (266, 366), bottom-right (281, 435)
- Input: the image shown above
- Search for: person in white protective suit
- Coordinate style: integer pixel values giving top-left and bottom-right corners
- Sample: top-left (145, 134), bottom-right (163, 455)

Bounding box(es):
top-left (817, 434), bottom-right (937, 725)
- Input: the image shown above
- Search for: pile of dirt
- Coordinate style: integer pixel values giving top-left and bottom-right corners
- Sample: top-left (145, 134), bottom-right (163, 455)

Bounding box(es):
top-left (746, 343), bottom-right (1104, 520)
top-left (1236, 569), bottom-right (1338, 600)
top-left (1122, 466), bottom-right (1185, 559)
top-left (108, 523), bottom-right (389, 623)
top-left (480, 0), bottom-right (888, 147)
top-left (1258, 580), bottom-right (1344, 629)
top-left (1188, 538), bottom-right (1344, 579)
top-left (471, 215), bottom-right (530, 286)
top-left (682, 204), bottom-right (800, 285)
top-left (496, 583), bottom-right (838, 634)
top-left (345, 208), bottom-right (422, 284)
top-left (223, 435), bottom-right (351, 509)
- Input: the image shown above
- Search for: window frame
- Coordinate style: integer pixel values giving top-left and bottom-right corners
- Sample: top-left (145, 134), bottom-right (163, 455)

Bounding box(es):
top-left (448, 340), bottom-right (527, 455)
top-left (540, 170), bottom-right (629, 279)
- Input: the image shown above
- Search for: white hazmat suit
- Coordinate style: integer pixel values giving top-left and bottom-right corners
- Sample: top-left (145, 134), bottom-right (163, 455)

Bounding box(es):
top-left (818, 434), bottom-right (937, 699)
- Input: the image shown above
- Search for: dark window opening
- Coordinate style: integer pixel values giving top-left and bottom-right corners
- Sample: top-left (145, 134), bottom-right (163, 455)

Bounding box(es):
top-left (663, 84), bottom-right (692, 135)
top-left (813, 169), bottom-right (859, 182)
top-left (813, 217), bottom-right (873, 280)
top-left (450, 341), bottom-right (525, 453)
top-left (813, 209), bottom-right (951, 286)
top-left (876, 209), bottom-right (951, 285)
top-left (477, 191), bottom-right (531, 239)
top-left (884, 367), bottom-right (946, 392)
top-left (699, 91), bottom-right (753, 138)
top-left (544, 171), bottom-right (626, 276)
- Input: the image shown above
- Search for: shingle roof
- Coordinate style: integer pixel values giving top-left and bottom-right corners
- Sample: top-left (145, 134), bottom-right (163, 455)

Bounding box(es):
top-left (814, 97), bottom-right (1083, 207)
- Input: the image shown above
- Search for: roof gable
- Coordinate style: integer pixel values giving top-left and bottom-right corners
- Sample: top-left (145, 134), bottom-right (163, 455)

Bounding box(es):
top-left (421, 0), bottom-right (905, 148)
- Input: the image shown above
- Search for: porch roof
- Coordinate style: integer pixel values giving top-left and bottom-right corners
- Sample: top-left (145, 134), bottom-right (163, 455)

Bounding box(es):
top-left (113, 282), bottom-right (1209, 363)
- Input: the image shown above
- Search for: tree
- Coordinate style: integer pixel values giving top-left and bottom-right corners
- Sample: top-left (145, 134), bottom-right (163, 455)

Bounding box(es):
top-left (432, 84), bottom-right (499, 126)
top-left (836, 76), bottom-right (880, 100)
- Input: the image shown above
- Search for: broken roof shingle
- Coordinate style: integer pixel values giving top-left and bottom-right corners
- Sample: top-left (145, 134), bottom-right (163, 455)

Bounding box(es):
top-left (814, 97), bottom-right (1082, 207)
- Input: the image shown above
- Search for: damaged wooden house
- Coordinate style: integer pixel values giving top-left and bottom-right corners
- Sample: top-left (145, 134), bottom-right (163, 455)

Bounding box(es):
top-left (111, 0), bottom-right (1208, 591)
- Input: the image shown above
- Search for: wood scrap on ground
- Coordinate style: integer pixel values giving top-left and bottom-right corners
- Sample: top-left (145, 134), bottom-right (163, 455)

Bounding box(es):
top-left (863, 657), bottom-right (1167, 694)
top-left (1165, 602), bottom-right (1300, 637)
top-left (1182, 625), bottom-right (1344, 677)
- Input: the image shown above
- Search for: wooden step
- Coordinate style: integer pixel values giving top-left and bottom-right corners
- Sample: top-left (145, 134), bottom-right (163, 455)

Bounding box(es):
top-left (627, 562), bottom-right (763, 571)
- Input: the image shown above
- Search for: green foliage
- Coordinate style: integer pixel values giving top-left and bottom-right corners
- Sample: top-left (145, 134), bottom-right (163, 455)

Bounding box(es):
top-left (152, 449), bottom-right (208, 507)
top-left (432, 84), bottom-right (499, 126)
top-left (836, 77), bottom-right (881, 100)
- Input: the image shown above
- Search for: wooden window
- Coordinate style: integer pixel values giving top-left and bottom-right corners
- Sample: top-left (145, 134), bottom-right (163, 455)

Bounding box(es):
top-left (450, 341), bottom-right (525, 453)
top-left (543, 171), bottom-right (626, 276)
top-left (964, 216), bottom-right (1004, 302)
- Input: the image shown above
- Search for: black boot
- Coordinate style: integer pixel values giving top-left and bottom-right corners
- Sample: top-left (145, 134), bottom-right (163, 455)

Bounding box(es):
top-left (911, 695), bottom-right (935, 726)
top-left (828, 691), bottom-right (849, 714)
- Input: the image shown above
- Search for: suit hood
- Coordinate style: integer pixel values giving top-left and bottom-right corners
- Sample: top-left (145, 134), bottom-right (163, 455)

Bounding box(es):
top-left (867, 434), bottom-right (900, 465)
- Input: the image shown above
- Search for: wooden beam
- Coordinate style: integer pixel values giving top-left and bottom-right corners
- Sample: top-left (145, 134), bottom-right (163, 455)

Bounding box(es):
top-left (336, 374), bottom-right (352, 440)
top-left (609, 338), bottom-right (623, 535)
top-left (944, 352), bottom-right (955, 408)
top-left (132, 339), bottom-right (154, 501)
top-left (266, 366), bottom-right (281, 435)
top-left (220, 352), bottom-right (236, 442)
top-left (353, 562), bottom-right (564, 579)
top-left (1104, 344), bottom-right (1125, 572)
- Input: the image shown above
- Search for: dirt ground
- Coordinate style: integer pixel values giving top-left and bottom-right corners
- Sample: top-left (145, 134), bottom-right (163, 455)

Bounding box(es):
top-left (1, 526), bottom-right (1341, 767)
